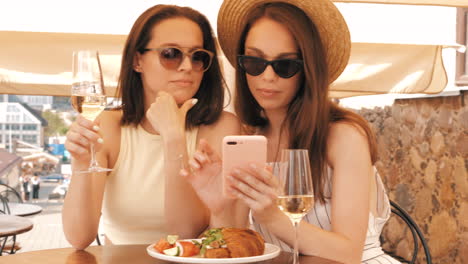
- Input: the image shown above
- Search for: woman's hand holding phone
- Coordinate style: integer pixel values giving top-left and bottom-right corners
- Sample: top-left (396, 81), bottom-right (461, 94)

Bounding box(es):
top-left (226, 162), bottom-right (281, 223)
top-left (181, 139), bottom-right (228, 215)
top-left (221, 136), bottom-right (280, 223)
top-left (182, 135), bottom-right (279, 225)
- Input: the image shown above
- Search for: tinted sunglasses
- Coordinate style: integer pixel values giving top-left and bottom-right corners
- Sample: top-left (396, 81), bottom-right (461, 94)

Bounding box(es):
top-left (140, 46), bottom-right (214, 72)
top-left (237, 55), bottom-right (303, 78)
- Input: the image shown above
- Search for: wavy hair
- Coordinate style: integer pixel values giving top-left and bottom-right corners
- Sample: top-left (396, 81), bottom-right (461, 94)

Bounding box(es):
top-left (117, 5), bottom-right (226, 129)
top-left (234, 3), bottom-right (377, 203)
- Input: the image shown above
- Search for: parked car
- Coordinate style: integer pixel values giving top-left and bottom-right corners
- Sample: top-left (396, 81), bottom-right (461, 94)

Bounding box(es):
top-left (48, 183), bottom-right (68, 200)
top-left (41, 173), bottom-right (65, 183)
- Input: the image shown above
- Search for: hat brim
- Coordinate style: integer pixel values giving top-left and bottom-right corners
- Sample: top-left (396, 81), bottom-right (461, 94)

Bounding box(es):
top-left (217, 0), bottom-right (351, 83)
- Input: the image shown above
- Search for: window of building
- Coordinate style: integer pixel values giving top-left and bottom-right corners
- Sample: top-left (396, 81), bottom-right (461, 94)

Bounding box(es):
top-left (6, 105), bottom-right (19, 112)
top-left (22, 124), bottom-right (37, 130)
top-left (456, 8), bottom-right (468, 86)
top-left (6, 115), bottom-right (20, 122)
top-left (11, 124), bottom-right (20, 130)
top-left (22, 135), bottom-right (37, 144)
top-left (23, 114), bottom-right (34, 123)
top-left (5, 124), bottom-right (9, 130)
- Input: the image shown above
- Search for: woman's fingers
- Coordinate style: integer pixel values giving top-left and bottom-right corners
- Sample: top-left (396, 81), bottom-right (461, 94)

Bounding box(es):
top-left (65, 115), bottom-right (103, 160)
top-left (189, 140), bottom-right (221, 170)
top-left (76, 114), bottom-right (95, 130)
top-left (231, 169), bottom-right (267, 192)
top-left (227, 168), bottom-right (278, 211)
top-left (73, 119), bottom-right (101, 143)
top-left (65, 140), bottom-right (89, 156)
top-left (193, 151), bottom-right (210, 166)
top-left (189, 158), bottom-right (201, 170)
top-left (228, 184), bottom-right (274, 212)
top-left (67, 131), bottom-right (89, 148)
top-left (198, 139), bottom-right (220, 163)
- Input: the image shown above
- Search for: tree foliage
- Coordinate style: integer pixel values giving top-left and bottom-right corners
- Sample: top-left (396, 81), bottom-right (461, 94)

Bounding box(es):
top-left (42, 110), bottom-right (68, 137)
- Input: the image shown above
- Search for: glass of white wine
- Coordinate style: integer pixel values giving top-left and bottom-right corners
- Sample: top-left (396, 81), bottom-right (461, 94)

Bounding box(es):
top-left (71, 50), bottom-right (112, 173)
top-left (276, 149), bottom-right (314, 264)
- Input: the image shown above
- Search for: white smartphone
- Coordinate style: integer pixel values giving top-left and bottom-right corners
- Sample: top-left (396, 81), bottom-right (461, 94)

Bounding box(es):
top-left (222, 135), bottom-right (267, 196)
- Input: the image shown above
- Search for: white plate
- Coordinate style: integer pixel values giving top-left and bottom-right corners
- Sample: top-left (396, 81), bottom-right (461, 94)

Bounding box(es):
top-left (146, 242), bottom-right (281, 264)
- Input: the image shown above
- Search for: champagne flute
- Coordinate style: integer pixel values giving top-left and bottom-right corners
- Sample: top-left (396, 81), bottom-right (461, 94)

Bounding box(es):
top-left (71, 50), bottom-right (112, 173)
top-left (276, 149), bottom-right (314, 264)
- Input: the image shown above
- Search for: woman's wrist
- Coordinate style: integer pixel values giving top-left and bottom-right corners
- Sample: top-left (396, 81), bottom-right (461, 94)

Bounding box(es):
top-left (252, 206), bottom-right (283, 226)
top-left (71, 159), bottom-right (91, 172)
top-left (164, 138), bottom-right (187, 162)
top-left (210, 210), bottom-right (240, 228)
top-left (208, 199), bottom-right (242, 228)
top-left (161, 126), bottom-right (185, 142)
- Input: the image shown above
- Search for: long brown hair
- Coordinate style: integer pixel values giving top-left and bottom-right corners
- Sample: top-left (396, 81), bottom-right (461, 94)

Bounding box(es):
top-left (117, 5), bottom-right (225, 129)
top-left (234, 3), bottom-right (377, 203)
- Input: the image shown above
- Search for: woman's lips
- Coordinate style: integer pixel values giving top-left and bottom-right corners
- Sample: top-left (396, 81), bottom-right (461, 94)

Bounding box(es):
top-left (257, 88), bottom-right (279, 97)
top-left (172, 80), bottom-right (193, 87)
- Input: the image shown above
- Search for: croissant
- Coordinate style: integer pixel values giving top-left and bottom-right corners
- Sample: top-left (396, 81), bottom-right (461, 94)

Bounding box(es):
top-left (204, 228), bottom-right (265, 258)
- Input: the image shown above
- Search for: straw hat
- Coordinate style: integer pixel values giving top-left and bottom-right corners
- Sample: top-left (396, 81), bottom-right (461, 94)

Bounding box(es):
top-left (217, 0), bottom-right (351, 83)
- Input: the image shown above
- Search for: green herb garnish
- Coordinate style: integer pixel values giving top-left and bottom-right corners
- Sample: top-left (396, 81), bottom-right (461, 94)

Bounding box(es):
top-left (198, 228), bottom-right (227, 257)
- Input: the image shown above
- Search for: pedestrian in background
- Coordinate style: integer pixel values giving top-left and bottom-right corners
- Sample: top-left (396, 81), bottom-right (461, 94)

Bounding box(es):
top-left (22, 174), bottom-right (31, 201)
top-left (32, 173), bottom-right (41, 201)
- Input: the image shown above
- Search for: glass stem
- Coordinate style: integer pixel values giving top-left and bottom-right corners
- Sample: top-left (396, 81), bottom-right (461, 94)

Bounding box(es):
top-left (293, 220), bottom-right (299, 264)
top-left (89, 143), bottom-right (99, 169)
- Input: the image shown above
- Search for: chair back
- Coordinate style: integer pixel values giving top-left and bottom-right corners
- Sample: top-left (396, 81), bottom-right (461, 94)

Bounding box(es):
top-left (0, 183), bottom-right (23, 204)
top-left (382, 200), bottom-right (432, 264)
top-left (0, 194), bottom-right (10, 214)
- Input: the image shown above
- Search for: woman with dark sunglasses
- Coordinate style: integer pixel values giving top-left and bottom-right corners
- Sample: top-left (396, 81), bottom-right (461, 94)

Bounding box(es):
top-left (184, 0), bottom-right (400, 263)
top-left (62, 5), bottom-right (240, 249)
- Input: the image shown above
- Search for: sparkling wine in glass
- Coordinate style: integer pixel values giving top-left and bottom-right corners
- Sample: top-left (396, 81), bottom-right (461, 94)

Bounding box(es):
top-left (276, 149), bottom-right (314, 264)
top-left (71, 50), bottom-right (112, 173)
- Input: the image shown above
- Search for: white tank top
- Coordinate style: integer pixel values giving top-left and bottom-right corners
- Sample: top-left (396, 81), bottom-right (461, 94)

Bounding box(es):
top-left (101, 124), bottom-right (198, 244)
top-left (251, 167), bottom-right (401, 264)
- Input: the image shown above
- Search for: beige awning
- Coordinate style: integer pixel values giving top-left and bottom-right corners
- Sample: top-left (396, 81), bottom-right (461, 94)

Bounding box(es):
top-left (333, 0), bottom-right (468, 7)
top-left (0, 31), bottom-right (457, 98)
top-left (22, 152), bottom-right (59, 164)
top-left (329, 43), bottom-right (448, 98)
top-left (0, 31), bottom-right (125, 97)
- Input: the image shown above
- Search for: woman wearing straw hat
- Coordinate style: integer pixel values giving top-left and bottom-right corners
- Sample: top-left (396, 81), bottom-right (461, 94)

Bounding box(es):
top-left (183, 0), bottom-right (400, 263)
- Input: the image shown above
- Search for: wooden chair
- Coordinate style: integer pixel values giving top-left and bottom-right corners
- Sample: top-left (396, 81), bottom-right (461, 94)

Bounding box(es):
top-left (381, 200), bottom-right (432, 264)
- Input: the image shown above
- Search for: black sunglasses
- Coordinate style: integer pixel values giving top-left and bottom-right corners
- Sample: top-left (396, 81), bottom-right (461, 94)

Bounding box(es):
top-left (237, 55), bottom-right (303, 78)
top-left (140, 46), bottom-right (214, 72)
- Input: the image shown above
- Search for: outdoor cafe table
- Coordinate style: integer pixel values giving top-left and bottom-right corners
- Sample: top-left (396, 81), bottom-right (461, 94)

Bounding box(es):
top-left (0, 215), bottom-right (33, 255)
top-left (7, 203), bottom-right (42, 217)
top-left (0, 245), bottom-right (343, 264)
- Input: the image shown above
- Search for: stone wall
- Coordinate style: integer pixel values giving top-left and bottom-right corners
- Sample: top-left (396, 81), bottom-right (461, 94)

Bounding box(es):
top-left (356, 91), bottom-right (467, 264)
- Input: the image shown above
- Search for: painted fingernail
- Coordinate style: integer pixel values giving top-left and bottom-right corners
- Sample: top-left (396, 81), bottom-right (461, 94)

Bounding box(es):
top-left (250, 163), bottom-right (257, 169)
top-left (180, 169), bottom-right (189, 177)
top-left (97, 138), bottom-right (104, 144)
top-left (190, 160), bottom-right (200, 169)
top-left (93, 125), bottom-right (100, 131)
top-left (192, 98), bottom-right (198, 105)
top-left (196, 153), bottom-right (206, 162)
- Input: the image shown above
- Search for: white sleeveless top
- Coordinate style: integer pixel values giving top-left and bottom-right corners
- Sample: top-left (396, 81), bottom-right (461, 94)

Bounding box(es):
top-left (251, 167), bottom-right (401, 264)
top-left (101, 124), bottom-right (198, 244)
